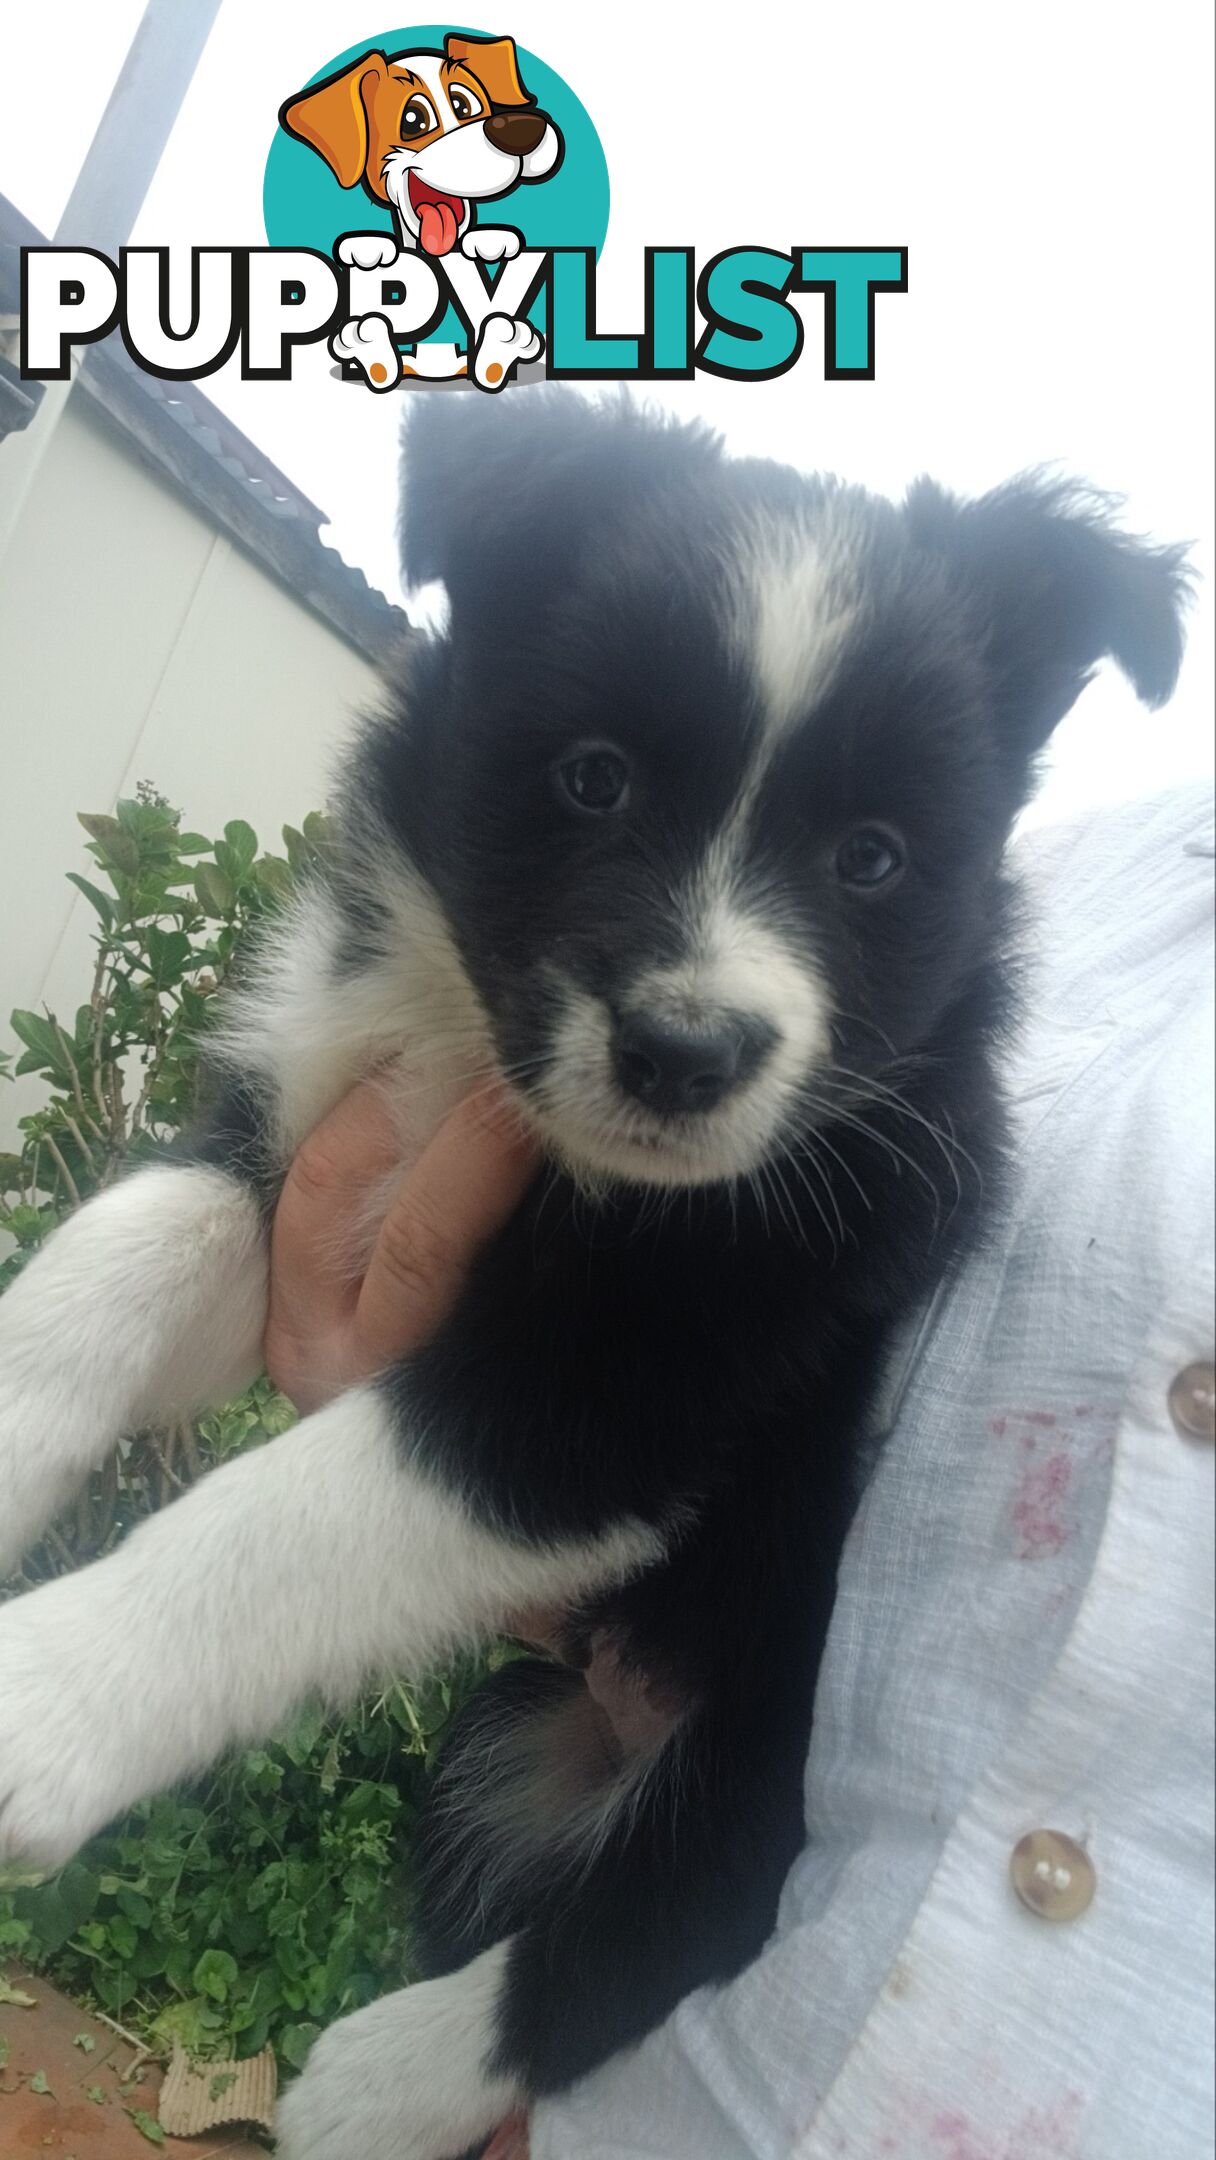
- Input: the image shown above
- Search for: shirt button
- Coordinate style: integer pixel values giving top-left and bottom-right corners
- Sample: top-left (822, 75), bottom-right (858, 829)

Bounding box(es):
top-left (1168, 1362), bottom-right (1216, 1443)
top-left (1009, 1830), bottom-right (1096, 1921)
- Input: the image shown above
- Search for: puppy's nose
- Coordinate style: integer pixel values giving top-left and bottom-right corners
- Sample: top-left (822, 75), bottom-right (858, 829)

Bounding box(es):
top-left (484, 110), bottom-right (547, 156)
top-left (613, 1012), bottom-right (775, 1117)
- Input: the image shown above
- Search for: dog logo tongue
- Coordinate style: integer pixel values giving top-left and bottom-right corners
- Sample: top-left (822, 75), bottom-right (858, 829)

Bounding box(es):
top-left (418, 196), bottom-right (461, 256)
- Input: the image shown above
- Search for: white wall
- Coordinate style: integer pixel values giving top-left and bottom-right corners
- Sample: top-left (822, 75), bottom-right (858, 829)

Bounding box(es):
top-left (0, 394), bottom-right (385, 1146)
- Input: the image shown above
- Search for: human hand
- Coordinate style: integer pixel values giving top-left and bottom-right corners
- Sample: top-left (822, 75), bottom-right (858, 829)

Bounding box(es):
top-left (267, 1080), bottom-right (538, 2160)
top-left (264, 1078), bottom-right (539, 1413)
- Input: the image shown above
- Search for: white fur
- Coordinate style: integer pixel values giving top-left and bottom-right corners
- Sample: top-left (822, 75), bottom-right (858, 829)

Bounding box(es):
top-left (210, 857), bottom-right (491, 1166)
top-left (0, 1385), bottom-right (664, 1870)
top-left (0, 1165), bottom-right (265, 1580)
top-left (536, 887), bottom-right (833, 1188)
top-left (275, 1941), bottom-right (519, 2160)
top-left (727, 510), bottom-right (859, 745)
top-left (0, 855), bottom-right (492, 1582)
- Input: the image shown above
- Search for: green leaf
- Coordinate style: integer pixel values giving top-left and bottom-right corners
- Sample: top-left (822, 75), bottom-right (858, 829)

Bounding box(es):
top-left (81, 814), bottom-right (141, 877)
top-left (144, 926), bottom-right (191, 988)
top-left (73, 2031), bottom-right (96, 2052)
top-left (253, 855), bottom-right (293, 904)
top-left (194, 863), bottom-right (234, 917)
top-left (105, 1913), bottom-right (138, 1961)
top-left (175, 832), bottom-right (212, 853)
top-left (209, 2070), bottom-right (238, 2102)
top-left (126, 2107), bottom-right (167, 2144)
top-left (278, 2020), bottom-right (320, 2071)
top-left (223, 819), bottom-right (258, 876)
top-left (193, 1948), bottom-right (239, 2002)
top-left (65, 872), bottom-right (115, 927)
top-left (0, 2035), bottom-right (8, 2070)
top-left (115, 1886), bottom-right (153, 1928)
top-left (17, 1859), bottom-right (100, 1953)
top-left (30, 2068), bottom-right (53, 2095)
top-left (8, 1010), bottom-right (73, 1084)
top-left (87, 2084), bottom-right (107, 2103)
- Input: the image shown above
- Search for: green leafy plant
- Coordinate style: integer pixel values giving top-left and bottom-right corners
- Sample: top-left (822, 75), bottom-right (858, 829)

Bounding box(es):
top-left (0, 788), bottom-right (487, 2070)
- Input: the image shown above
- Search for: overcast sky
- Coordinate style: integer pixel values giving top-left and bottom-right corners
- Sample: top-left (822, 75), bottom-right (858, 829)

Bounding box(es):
top-left (3, 0), bottom-right (1212, 823)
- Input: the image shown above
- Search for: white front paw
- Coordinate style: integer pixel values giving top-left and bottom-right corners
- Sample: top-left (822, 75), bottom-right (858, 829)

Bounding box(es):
top-left (275, 1974), bottom-right (516, 2160)
top-left (461, 226), bottom-right (521, 264)
top-left (0, 1577), bottom-right (138, 1871)
top-left (275, 2003), bottom-right (425, 2160)
top-left (329, 314), bottom-right (402, 392)
top-left (473, 313), bottom-right (544, 392)
top-left (337, 233), bottom-right (400, 271)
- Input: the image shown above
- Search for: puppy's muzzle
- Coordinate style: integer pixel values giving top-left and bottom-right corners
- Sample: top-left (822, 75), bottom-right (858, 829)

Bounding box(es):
top-left (612, 1011), bottom-right (777, 1118)
top-left (484, 110), bottom-right (548, 156)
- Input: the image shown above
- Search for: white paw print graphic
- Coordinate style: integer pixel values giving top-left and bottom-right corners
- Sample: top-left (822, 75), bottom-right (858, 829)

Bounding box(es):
top-left (461, 227), bottom-right (522, 265)
top-left (336, 233), bottom-right (401, 272)
top-left (329, 313), bottom-right (401, 392)
top-left (473, 312), bottom-right (544, 392)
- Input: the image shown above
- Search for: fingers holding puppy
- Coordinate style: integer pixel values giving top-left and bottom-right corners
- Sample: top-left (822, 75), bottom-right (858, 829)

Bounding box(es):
top-left (265, 1080), bottom-right (539, 1413)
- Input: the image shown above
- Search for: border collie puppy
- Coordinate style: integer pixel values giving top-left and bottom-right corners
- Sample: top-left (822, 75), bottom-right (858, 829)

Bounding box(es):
top-left (0, 394), bottom-right (1188, 2159)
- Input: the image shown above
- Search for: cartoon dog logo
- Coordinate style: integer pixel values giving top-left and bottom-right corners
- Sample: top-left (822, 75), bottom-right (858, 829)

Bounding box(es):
top-left (280, 32), bottom-right (562, 391)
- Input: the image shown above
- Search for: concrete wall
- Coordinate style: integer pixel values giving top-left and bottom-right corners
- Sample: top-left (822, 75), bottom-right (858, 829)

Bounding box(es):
top-left (0, 393), bottom-right (386, 1147)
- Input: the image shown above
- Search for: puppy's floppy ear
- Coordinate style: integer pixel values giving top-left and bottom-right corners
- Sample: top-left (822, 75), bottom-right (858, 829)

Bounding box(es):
top-left (905, 473), bottom-right (1191, 755)
top-left (279, 52), bottom-right (389, 188)
top-left (444, 33), bottom-right (534, 108)
top-left (399, 388), bottom-right (722, 635)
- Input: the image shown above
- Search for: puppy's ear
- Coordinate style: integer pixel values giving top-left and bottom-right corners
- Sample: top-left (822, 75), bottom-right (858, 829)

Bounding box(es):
top-left (279, 52), bottom-right (389, 187)
top-left (399, 389), bottom-right (722, 635)
top-left (444, 33), bottom-right (534, 108)
top-left (905, 474), bottom-right (1191, 755)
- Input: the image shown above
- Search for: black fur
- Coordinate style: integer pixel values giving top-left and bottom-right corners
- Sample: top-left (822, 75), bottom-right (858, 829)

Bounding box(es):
top-left (256, 394), bottom-right (1191, 2100)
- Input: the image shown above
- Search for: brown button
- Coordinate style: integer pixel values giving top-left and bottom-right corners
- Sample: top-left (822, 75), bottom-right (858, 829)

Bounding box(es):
top-left (1168, 1362), bottom-right (1216, 1443)
top-left (1009, 1829), bottom-right (1096, 1921)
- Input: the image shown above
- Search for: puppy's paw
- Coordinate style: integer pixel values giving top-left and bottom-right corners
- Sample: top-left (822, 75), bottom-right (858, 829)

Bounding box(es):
top-left (0, 1577), bottom-right (139, 1870)
top-left (336, 232), bottom-right (400, 272)
top-left (461, 227), bottom-right (522, 265)
top-left (275, 1969), bottom-right (517, 2160)
top-left (473, 314), bottom-right (544, 392)
top-left (329, 314), bottom-right (402, 392)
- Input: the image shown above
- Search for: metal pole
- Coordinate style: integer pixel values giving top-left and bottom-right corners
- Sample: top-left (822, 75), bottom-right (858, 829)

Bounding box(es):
top-left (53, 0), bottom-right (225, 249)
top-left (0, 0), bottom-right (224, 557)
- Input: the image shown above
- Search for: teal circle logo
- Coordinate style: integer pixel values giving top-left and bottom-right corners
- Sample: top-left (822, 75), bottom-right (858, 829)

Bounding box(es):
top-left (263, 26), bottom-right (608, 357)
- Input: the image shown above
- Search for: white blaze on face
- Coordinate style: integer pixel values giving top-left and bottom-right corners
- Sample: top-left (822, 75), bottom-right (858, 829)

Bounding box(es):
top-left (727, 507), bottom-right (861, 761)
top-left (531, 510), bottom-right (868, 1188)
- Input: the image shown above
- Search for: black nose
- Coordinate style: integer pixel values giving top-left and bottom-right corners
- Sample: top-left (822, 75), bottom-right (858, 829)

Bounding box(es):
top-left (613, 1011), bottom-right (775, 1117)
top-left (484, 109), bottom-right (547, 156)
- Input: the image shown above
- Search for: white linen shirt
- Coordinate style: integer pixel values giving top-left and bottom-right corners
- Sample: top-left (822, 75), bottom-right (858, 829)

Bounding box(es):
top-left (532, 782), bottom-right (1216, 2160)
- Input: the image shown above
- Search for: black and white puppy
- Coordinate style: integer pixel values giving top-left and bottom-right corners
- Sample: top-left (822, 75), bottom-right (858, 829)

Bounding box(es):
top-left (0, 394), bottom-right (1188, 2159)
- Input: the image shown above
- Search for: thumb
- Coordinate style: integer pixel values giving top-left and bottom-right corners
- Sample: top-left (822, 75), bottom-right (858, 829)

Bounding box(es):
top-left (352, 1083), bottom-right (539, 1369)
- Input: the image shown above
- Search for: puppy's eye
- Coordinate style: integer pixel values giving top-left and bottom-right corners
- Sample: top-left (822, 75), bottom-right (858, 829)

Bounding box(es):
top-left (836, 826), bottom-right (905, 889)
top-left (448, 87), bottom-right (483, 121)
top-left (555, 745), bottom-right (631, 815)
top-left (401, 96), bottom-right (436, 138)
